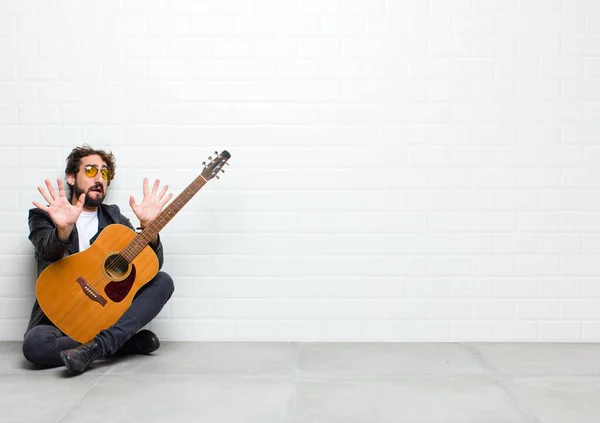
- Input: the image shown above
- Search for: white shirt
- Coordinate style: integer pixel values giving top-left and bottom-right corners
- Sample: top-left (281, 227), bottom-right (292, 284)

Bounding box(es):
top-left (76, 210), bottom-right (99, 252)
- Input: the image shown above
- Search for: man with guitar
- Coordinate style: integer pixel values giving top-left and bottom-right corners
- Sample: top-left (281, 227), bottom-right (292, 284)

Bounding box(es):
top-left (22, 145), bottom-right (175, 374)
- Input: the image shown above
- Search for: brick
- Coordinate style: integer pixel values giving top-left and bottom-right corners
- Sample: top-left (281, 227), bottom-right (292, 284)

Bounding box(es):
top-left (538, 322), bottom-right (582, 341)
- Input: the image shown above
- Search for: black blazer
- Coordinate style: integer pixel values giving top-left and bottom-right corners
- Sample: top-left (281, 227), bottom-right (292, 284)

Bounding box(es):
top-left (25, 203), bottom-right (164, 333)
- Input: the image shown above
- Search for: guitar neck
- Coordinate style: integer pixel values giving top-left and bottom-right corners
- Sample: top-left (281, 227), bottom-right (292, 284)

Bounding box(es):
top-left (120, 174), bottom-right (208, 262)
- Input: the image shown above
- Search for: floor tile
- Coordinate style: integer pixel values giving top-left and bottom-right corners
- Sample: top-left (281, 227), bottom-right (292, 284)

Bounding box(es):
top-left (106, 341), bottom-right (297, 376)
top-left (57, 374), bottom-right (295, 423)
top-left (0, 374), bottom-right (101, 423)
top-left (298, 342), bottom-right (488, 378)
top-left (504, 376), bottom-right (600, 423)
top-left (468, 343), bottom-right (600, 376)
top-left (294, 375), bottom-right (534, 423)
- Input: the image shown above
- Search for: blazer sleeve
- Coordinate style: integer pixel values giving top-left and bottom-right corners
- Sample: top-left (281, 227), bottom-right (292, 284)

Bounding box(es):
top-left (28, 208), bottom-right (74, 263)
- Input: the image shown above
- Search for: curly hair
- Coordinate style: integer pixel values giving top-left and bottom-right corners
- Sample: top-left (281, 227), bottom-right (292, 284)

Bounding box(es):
top-left (65, 144), bottom-right (116, 199)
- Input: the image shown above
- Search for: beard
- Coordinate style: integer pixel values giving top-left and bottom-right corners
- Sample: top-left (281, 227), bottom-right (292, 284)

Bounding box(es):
top-left (73, 181), bottom-right (106, 208)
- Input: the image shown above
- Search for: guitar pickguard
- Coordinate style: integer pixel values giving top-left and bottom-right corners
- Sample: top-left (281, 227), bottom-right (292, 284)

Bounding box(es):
top-left (104, 264), bottom-right (137, 303)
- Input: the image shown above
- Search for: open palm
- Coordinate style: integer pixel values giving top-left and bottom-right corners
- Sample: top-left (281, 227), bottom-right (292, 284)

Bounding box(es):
top-left (33, 178), bottom-right (84, 229)
top-left (129, 178), bottom-right (173, 226)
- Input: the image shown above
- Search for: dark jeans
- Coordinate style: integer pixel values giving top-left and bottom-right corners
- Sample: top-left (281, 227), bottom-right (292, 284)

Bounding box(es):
top-left (22, 271), bottom-right (174, 368)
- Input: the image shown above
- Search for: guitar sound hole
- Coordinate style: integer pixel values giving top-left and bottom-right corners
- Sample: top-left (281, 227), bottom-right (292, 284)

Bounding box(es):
top-left (104, 254), bottom-right (129, 279)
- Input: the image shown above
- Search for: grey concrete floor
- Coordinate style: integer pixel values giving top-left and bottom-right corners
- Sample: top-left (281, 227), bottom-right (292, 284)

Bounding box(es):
top-left (1, 341), bottom-right (600, 423)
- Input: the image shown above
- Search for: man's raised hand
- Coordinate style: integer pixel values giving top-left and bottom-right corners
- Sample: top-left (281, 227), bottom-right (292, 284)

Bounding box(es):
top-left (33, 178), bottom-right (84, 237)
top-left (129, 178), bottom-right (173, 228)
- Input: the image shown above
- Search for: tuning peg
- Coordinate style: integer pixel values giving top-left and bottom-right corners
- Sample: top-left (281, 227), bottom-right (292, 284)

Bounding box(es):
top-left (221, 169), bottom-right (225, 173)
top-left (208, 156), bottom-right (212, 160)
top-left (226, 162), bottom-right (230, 166)
top-left (202, 161), bottom-right (206, 166)
top-left (215, 175), bottom-right (220, 179)
top-left (214, 150), bottom-right (218, 155)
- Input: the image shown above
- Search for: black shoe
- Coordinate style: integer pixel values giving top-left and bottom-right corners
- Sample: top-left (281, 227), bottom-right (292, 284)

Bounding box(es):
top-left (60, 340), bottom-right (104, 374)
top-left (115, 329), bottom-right (160, 356)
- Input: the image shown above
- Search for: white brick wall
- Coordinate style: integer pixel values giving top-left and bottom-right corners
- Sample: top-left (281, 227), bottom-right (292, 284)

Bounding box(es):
top-left (1, 0), bottom-right (599, 342)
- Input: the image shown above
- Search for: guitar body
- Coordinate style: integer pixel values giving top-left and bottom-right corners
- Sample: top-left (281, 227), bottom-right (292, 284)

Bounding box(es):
top-left (36, 224), bottom-right (159, 343)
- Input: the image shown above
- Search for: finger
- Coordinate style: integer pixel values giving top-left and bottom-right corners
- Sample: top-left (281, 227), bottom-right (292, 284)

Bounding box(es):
top-left (151, 179), bottom-right (160, 196)
top-left (57, 178), bottom-right (66, 198)
top-left (161, 192), bottom-right (173, 207)
top-left (37, 184), bottom-right (54, 205)
top-left (157, 184), bottom-right (168, 200)
top-left (46, 179), bottom-right (58, 201)
top-left (75, 193), bottom-right (85, 211)
top-left (32, 200), bottom-right (49, 211)
top-left (129, 195), bottom-right (137, 208)
top-left (142, 178), bottom-right (149, 196)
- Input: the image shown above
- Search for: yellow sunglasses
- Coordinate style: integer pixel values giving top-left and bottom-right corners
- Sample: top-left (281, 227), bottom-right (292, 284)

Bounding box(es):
top-left (82, 165), bottom-right (111, 180)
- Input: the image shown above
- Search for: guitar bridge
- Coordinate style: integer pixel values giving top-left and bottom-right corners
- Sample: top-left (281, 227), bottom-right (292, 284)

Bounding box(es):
top-left (76, 277), bottom-right (107, 306)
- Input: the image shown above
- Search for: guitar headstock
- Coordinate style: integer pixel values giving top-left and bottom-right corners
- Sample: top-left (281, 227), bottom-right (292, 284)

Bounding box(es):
top-left (201, 150), bottom-right (231, 181)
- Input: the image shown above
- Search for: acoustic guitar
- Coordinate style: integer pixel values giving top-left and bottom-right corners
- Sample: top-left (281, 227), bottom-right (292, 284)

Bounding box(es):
top-left (36, 150), bottom-right (231, 343)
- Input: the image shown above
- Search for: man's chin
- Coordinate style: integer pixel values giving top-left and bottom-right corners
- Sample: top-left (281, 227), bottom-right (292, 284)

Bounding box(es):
top-left (84, 194), bottom-right (105, 208)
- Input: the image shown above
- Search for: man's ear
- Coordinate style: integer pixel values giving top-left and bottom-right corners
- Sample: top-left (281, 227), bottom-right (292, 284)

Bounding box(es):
top-left (66, 174), bottom-right (75, 186)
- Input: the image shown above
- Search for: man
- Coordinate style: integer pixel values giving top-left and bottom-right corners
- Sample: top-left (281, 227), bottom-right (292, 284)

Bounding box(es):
top-left (22, 145), bottom-right (175, 374)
